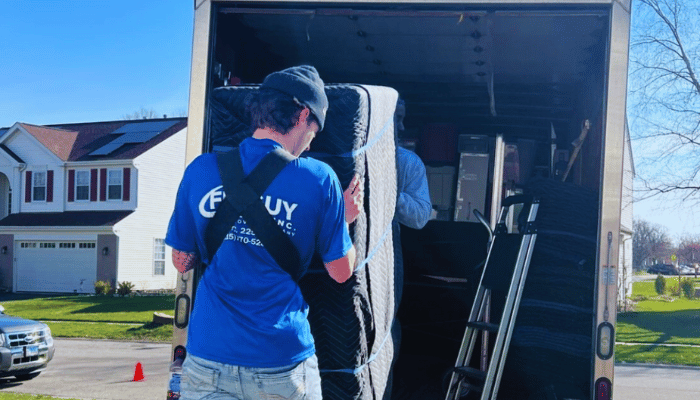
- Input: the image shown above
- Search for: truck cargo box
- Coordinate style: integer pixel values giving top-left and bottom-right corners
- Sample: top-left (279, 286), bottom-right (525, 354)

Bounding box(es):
top-left (173, 1), bottom-right (631, 399)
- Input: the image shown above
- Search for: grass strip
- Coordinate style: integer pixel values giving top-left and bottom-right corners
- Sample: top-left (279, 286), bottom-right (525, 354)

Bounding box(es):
top-left (617, 310), bottom-right (700, 345)
top-left (0, 394), bottom-right (81, 400)
top-left (44, 321), bottom-right (172, 342)
top-left (0, 295), bottom-right (175, 324)
top-left (616, 343), bottom-right (700, 367)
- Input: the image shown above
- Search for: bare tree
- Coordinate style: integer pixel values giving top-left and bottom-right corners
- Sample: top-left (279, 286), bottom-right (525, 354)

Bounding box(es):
top-left (122, 107), bottom-right (159, 120)
top-left (629, 0), bottom-right (700, 202)
top-left (677, 235), bottom-right (700, 265)
top-left (633, 219), bottom-right (672, 269)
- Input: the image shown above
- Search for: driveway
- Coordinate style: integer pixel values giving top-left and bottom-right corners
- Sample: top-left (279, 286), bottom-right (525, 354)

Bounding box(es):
top-left (0, 338), bottom-right (170, 400)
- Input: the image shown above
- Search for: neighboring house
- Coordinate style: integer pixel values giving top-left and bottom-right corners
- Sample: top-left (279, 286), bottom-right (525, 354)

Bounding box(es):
top-left (619, 119), bottom-right (634, 309)
top-left (0, 118), bottom-right (187, 293)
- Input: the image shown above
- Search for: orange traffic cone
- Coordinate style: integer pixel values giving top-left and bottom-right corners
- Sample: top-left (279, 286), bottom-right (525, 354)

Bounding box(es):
top-left (133, 362), bottom-right (145, 381)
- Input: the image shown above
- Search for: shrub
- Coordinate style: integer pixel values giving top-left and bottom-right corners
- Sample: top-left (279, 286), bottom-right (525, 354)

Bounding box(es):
top-left (94, 280), bottom-right (113, 295)
top-left (680, 278), bottom-right (695, 299)
top-left (655, 274), bottom-right (666, 295)
top-left (117, 281), bottom-right (135, 297)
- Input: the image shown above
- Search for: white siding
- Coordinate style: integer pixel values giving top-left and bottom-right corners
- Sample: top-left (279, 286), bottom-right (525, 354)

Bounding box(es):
top-left (619, 124), bottom-right (634, 304)
top-left (5, 131), bottom-right (62, 166)
top-left (620, 128), bottom-right (634, 233)
top-left (21, 165), bottom-right (65, 213)
top-left (64, 165), bottom-right (137, 212)
top-left (113, 128), bottom-right (187, 290)
top-left (0, 151), bottom-right (18, 168)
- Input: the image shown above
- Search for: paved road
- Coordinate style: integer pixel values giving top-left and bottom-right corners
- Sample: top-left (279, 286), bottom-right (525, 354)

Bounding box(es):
top-left (614, 364), bottom-right (700, 400)
top-left (0, 338), bottom-right (171, 400)
top-left (2, 339), bottom-right (700, 399)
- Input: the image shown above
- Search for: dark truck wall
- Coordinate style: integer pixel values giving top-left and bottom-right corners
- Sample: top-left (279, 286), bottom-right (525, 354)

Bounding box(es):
top-left (191, 2), bottom-right (617, 399)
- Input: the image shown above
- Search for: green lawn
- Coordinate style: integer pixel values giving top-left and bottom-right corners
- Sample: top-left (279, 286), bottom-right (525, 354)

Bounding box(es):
top-left (0, 395), bottom-right (80, 400)
top-left (616, 344), bottom-right (700, 366)
top-left (0, 295), bottom-right (174, 342)
top-left (616, 277), bottom-right (700, 366)
top-left (1, 295), bottom-right (175, 323)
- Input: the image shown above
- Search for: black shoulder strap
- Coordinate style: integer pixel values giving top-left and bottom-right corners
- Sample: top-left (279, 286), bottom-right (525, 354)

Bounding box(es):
top-left (204, 148), bottom-right (302, 281)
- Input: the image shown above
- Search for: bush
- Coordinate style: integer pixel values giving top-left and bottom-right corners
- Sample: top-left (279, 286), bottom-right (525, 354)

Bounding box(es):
top-left (94, 280), bottom-right (113, 295)
top-left (117, 281), bottom-right (135, 297)
top-left (655, 274), bottom-right (666, 295)
top-left (680, 278), bottom-right (695, 299)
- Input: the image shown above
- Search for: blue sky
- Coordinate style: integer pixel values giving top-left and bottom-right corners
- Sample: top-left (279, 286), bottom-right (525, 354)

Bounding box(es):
top-left (0, 1), bottom-right (192, 127)
top-left (1, 1), bottom-right (696, 239)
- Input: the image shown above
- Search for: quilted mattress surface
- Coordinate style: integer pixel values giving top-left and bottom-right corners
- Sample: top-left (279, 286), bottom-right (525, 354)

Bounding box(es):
top-left (209, 84), bottom-right (398, 399)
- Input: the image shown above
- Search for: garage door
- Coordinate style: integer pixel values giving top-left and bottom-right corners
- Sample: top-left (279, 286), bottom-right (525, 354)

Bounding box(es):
top-left (16, 241), bottom-right (97, 293)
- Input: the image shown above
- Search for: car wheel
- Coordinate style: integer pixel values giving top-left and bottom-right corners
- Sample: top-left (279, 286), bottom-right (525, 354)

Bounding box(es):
top-left (14, 372), bottom-right (40, 381)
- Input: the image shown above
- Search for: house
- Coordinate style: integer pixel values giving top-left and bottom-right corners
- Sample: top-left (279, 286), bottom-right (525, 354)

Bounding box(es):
top-left (0, 118), bottom-right (187, 293)
top-left (618, 119), bottom-right (634, 310)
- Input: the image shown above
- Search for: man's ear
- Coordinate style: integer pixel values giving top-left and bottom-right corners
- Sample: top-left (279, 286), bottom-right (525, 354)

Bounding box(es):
top-left (296, 107), bottom-right (311, 126)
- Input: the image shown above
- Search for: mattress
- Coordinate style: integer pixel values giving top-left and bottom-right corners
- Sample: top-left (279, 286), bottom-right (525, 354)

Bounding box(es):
top-left (209, 84), bottom-right (399, 400)
top-left (499, 178), bottom-right (598, 399)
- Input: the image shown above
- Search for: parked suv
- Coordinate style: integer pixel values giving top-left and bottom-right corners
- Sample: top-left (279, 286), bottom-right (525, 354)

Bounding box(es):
top-left (0, 305), bottom-right (54, 381)
top-left (647, 264), bottom-right (678, 275)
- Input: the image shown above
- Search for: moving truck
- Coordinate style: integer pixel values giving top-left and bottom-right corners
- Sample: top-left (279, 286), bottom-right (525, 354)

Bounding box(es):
top-left (169, 0), bottom-right (631, 398)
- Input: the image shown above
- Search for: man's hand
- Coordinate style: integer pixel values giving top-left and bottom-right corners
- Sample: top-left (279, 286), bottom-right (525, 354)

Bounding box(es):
top-left (343, 174), bottom-right (363, 224)
top-left (172, 249), bottom-right (199, 274)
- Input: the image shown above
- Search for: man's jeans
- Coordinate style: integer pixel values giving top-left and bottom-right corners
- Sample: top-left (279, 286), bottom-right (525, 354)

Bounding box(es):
top-left (181, 353), bottom-right (323, 400)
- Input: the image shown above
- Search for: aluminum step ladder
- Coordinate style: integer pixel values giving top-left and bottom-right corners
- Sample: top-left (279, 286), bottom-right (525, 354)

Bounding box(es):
top-left (445, 195), bottom-right (539, 400)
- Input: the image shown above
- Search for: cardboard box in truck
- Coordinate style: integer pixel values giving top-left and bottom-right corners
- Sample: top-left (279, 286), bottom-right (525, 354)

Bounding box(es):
top-left (169, 0), bottom-right (630, 399)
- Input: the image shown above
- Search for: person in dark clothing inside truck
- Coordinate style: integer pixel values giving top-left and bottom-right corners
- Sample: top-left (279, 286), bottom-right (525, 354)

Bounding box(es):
top-left (166, 65), bottom-right (364, 400)
top-left (386, 97), bottom-right (433, 399)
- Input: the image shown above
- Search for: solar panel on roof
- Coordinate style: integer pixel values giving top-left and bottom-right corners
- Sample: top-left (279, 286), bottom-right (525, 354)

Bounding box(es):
top-left (90, 120), bottom-right (180, 156)
top-left (111, 120), bottom-right (178, 134)
top-left (89, 142), bottom-right (124, 156)
top-left (116, 130), bottom-right (163, 143)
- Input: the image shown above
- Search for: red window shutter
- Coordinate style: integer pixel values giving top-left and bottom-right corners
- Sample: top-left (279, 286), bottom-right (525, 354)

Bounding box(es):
top-left (25, 171), bottom-right (32, 202)
top-left (46, 170), bottom-right (54, 202)
top-left (100, 168), bottom-right (107, 201)
top-left (123, 168), bottom-right (131, 201)
top-left (68, 170), bottom-right (75, 202)
top-left (90, 169), bottom-right (98, 202)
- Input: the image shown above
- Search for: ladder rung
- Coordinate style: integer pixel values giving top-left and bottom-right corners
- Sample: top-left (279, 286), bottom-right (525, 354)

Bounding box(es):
top-left (464, 321), bottom-right (500, 332)
top-left (454, 366), bottom-right (487, 381)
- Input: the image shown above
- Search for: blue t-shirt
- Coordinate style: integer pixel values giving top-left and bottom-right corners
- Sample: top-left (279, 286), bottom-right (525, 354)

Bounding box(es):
top-left (165, 137), bottom-right (352, 367)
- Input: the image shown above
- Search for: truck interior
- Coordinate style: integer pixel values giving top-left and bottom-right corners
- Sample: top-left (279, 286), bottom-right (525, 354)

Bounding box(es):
top-left (205, 2), bottom-right (610, 398)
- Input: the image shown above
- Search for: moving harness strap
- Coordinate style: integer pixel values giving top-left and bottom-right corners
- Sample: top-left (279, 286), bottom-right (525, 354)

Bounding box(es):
top-left (204, 147), bottom-right (302, 282)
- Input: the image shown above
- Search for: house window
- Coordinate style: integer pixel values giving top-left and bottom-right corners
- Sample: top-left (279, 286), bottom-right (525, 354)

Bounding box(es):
top-left (59, 243), bottom-right (76, 249)
top-left (76, 171), bottom-right (90, 201)
top-left (20, 242), bottom-right (37, 248)
top-left (39, 242), bottom-right (56, 249)
top-left (7, 187), bottom-right (11, 214)
top-left (153, 238), bottom-right (165, 276)
top-left (33, 171), bottom-right (46, 201)
top-left (108, 169), bottom-right (122, 200)
top-left (79, 243), bottom-right (95, 249)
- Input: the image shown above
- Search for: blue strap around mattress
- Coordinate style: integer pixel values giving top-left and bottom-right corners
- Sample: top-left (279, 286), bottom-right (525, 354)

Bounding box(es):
top-left (353, 222), bottom-right (392, 273)
top-left (320, 325), bottom-right (393, 375)
top-left (305, 116), bottom-right (396, 375)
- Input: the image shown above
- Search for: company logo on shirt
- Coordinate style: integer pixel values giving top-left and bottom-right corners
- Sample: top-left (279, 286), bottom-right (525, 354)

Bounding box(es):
top-left (198, 185), bottom-right (299, 221)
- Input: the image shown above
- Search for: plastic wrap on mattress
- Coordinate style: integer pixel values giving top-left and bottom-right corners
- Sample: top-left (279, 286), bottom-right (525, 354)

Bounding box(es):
top-left (208, 84), bottom-right (398, 400)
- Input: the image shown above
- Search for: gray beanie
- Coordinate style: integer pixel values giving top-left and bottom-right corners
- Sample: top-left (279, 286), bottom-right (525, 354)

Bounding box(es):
top-left (261, 65), bottom-right (329, 130)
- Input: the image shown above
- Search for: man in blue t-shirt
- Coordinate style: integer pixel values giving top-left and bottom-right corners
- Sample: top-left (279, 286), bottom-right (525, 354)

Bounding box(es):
top-left (166, 65), bottom-right (363, 400)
